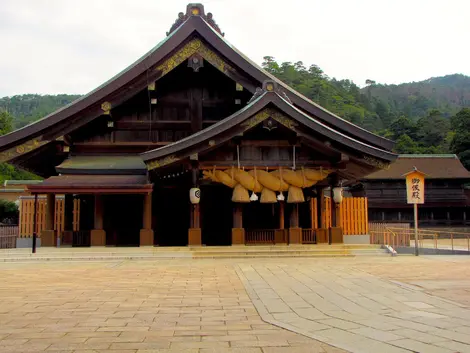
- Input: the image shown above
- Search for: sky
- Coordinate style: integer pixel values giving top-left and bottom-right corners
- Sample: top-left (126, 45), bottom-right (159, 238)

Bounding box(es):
top-left (0, 0), bottom-right (469, 97)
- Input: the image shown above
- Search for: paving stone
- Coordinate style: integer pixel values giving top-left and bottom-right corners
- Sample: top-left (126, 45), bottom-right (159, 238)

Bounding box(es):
top-left (390, 339), bottom-right (456, 353)
top-left (349, 327), bottom-right (404, 342)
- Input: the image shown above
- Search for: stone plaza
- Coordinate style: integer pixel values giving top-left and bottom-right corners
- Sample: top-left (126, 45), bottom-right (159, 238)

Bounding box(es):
top-left (0, 255), bottom-right (470, 352)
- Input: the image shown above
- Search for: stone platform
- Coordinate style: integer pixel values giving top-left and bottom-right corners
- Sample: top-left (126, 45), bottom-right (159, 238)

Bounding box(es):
top-left (0, 244), bottom-right (389, 262)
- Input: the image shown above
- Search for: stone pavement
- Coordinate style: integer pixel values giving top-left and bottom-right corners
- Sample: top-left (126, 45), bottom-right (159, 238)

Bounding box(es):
top-left (0, 259), bottom-right (344, 353)
top-left (0, 256), bottom-right (469, 352)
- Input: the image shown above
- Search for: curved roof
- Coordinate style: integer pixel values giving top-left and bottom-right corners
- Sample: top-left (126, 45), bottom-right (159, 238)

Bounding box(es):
top-left (141, 89), bottom-right (397, 165)
top-left (364, 154), bottom-right (470, 180)
top-left (0, 5), bottom-right (393, 153)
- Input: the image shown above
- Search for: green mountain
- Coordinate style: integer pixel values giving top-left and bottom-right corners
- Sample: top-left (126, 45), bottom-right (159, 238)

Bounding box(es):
top-left (363, 74), bottom-right (470, 120)
top-left (0, 94), bottom-right (81, 129)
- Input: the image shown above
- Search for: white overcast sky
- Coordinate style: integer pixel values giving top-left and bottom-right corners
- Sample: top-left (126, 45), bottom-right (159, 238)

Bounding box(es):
top-left (0, 0), bottom-right (469, 97)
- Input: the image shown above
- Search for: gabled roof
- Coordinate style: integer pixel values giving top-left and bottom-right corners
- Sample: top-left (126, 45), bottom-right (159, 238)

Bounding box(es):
top-left (364, 154), bottom-right (470, 180)
top-left (141, 83), bottom-right (397, 170)
top-left (0, 3), bottom-right (393, 154)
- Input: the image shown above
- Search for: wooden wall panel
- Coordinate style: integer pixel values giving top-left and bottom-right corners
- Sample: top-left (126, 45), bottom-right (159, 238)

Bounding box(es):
top-left (20, 197), bottom-right (80, 237)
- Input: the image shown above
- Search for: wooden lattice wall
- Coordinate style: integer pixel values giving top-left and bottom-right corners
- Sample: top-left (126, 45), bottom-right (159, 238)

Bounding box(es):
top-left (320, 197), bottom-right (368, 235)
top-left (19, 197), bottom-right (80, 237)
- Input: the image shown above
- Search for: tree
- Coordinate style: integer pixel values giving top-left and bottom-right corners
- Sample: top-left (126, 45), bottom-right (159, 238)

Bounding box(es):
top-left (0, 110), bottom-right (13, 135)
top-left (450, 108), bottom-right (470, 169)
top-left (389, 116), bottom-right (417, 140)
top-left (394, 134), bottom-right (419, 154)
top-left (416, 109), bottom-right (450, 148)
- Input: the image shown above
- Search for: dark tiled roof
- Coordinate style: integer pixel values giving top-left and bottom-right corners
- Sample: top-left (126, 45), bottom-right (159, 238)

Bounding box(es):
top-left (364, 154), bottom-right (470, 180)
top-left (27, 175), bottom-right (152, 194)
top-left (56, 155), bottom-right (147, 175)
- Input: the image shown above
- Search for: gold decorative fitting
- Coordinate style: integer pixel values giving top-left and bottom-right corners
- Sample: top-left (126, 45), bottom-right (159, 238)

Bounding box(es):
top-left (147, 155), bottom-right (179, 170)
top-left (191, 7), bottom-right (200, 15)
top-left (101, 101), bottom-right (112, 114)
top-left (155, 38), bottom-right (236, 82)
top-left (236, 83), bottom-right (243, 91)
top-left (148, 82), bottom-right (156, 91)
top-left (0, 138), bottom-right (48, 162)
top-left (363, 155), bottom-right (390, 170)
top-left (63, 146), bottom-right (70, 153)
top-left (266, 83), bottom-right (274, 91)
top-left (242, 108), bottom-right (297, 131)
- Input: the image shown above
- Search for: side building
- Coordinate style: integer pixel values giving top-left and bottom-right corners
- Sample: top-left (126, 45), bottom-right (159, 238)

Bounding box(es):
top-left (350, 155), bottom-right (470, 226)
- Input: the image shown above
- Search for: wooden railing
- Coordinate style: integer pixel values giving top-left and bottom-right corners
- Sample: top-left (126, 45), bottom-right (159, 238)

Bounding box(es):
top-left (0, 225), bottom-right (18, 236)
top-left (302, 228), bottom-right (316, 244)
top-left (0, 225), bottom-right (18, 248)
top-left (58, 230), bottom-right (91, 247)
top-left (369, 222), bottom-right (411, 247)
top-left (246, 229), bottom-right (275, 244)
top-left (72, 231), bottom-right (91, 247)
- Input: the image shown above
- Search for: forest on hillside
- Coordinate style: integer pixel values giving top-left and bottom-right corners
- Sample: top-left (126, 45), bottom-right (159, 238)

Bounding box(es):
top-left (0, 59), bottom-right (470, 181)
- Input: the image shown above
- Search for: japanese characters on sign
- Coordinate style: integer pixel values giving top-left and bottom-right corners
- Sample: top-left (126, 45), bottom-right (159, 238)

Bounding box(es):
top-left (405, 171), bottom-right (425, 204)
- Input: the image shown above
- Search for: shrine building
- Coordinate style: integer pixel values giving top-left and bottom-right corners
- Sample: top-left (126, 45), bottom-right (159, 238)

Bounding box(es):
top-left (0, 4), bottom-right (397, 247)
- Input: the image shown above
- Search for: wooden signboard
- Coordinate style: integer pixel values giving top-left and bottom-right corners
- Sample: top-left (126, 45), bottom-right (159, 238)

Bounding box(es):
top-left (403, 168), bottom-right (427, 255)
top-left (405, 170), bottom-right (425, 204)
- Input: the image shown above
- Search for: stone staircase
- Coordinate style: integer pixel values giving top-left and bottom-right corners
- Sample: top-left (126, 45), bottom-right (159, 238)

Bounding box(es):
top-left (0, 244), bottom-right (389, 262)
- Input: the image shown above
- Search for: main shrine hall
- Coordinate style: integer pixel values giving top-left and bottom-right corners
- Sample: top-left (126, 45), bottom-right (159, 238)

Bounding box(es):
top-left (0, 4), bottom-right (397, 247)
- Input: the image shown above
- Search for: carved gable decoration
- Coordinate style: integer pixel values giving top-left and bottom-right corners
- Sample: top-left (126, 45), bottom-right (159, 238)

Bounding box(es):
top-left (248, 80), bottom-right (293, 105)
top-left (167, 3), bottom-right (224, 37)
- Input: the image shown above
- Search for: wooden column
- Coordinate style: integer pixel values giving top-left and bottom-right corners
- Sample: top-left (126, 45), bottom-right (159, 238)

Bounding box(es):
top-left (64, 194), bottom-right (74, 231)
top-left (41, 194), bottom-right (56, 247)
top-left (62, 194), bottom-right (74, 245)
top-left (232, 204), bottom-right (245, 245)
top-left (279, 202), bottom-right (285, 229)
top-left (316, 187), bottom-right (327, 243)
top-left (290, 204), bottom-right (299, 227)
top-left (188, 167), bottom-right (202, 246)
top-left (289, 203), bottom-right (301, 244)
top-left (275, 202), bottom-right (286, 244)
top-left (91, 194), bottom-right (106, 246)
top-left (140, 193), bottom-right (154, 246)
top-left (329, 177), bottom-right (343, 244)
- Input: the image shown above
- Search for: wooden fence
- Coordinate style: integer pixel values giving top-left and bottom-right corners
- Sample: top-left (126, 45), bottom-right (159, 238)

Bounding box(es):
top-left (19, 197), bottom-right (80, 237)
top-left (320, 197), bottom-right (368, 235)
top-left (0, 225), bottom-right (19, 249)
top-left (369, 222), bottom-right (411, 246)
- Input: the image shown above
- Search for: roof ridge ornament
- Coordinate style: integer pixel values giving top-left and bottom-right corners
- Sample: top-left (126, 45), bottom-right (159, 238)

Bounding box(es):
top-left (166, 3), bottom-right (224, 37)
top-left (247, 80), bottom-right (292, 105)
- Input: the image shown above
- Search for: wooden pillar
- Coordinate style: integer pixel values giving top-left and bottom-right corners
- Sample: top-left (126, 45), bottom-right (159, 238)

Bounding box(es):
top-left (232, 204), bottom-right (245, 245)
top-left (94, 195), bottom-right (103, 230)
top-left (41, 194), bottom-right (56, 247)
top-left (330, 191), bottom-right (337, 228)
top-left (61, 194), bottom-right (74, 245)
top-left (275, 202), bottom-right (286, 244)
top-left (46, 194), bottom-right (55, 230)
top-left (290, 204), bottom-right (299, 227)
top-left (64, 194), bottom-right (74, 231)
top-left (315, 187), bottom-right (328, 243)
top-left (188, 167), bottom-right (202, 246)
top-left (329, 176), bottom-right (343, 244)
top-left (140, 193), bottom-right (154, 246)
top-left (91, 194), bottom-right (106, 246)
top-left (288, 203), bottom-right (301, 244)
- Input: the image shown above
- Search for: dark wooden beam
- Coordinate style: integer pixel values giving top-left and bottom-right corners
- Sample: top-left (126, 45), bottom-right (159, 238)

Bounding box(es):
top-left (190, 85), bottom-right (203, 133)
top-left (114, 121), bottom-right (191, 130)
